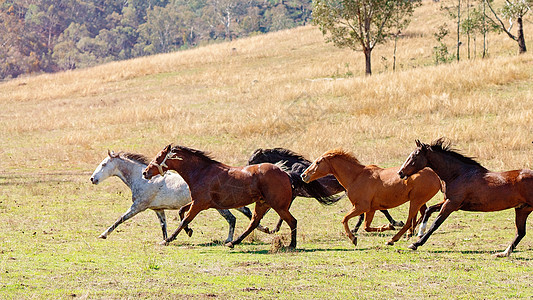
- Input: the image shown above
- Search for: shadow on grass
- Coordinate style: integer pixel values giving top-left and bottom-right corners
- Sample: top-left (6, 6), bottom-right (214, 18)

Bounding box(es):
top-left (421, 248), bottom-right (533, 259)
top-left (227, 247), bottom-right (370, 255)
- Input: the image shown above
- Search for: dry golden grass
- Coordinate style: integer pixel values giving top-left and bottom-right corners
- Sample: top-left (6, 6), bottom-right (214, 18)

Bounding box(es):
top-left (0, 0), bottom-right (532, 173)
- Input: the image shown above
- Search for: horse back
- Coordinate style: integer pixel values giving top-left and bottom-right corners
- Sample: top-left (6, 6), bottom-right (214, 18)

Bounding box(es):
top-left (248, 163), bottom-right (293, 204)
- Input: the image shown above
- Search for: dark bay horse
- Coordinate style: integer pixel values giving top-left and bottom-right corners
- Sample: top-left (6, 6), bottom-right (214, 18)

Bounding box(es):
top-left (142, 145), bottom-right (298, 249)
top-left (398, 139), bottom-right (533, 257)
top-left (301, 149), bottom-right (441, 247)
top-left (248, 148), bottom-right (404, 233)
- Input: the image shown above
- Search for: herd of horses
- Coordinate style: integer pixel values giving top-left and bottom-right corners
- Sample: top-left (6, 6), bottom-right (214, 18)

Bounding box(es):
top-left (90, 138), bottom-right (533, 257)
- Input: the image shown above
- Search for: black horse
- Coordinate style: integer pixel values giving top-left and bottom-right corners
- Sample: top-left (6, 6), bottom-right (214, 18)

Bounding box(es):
top-left (248, 148), bottom-right (404, 233)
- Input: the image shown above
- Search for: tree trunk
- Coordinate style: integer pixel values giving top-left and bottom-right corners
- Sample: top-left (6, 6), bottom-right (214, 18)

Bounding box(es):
top-left (364, 48), bottom-right (372, 75)
top-left (517, 17), bottom-right (527, 54)
top-left (457, 0), bottom-right (461, 61)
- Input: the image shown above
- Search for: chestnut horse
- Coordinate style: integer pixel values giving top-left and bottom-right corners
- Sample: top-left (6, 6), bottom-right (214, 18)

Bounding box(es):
top-left (142, 145), bottom-right (297, 249)
top-left (398, 139), bottom-right (533, 257)
top-left (248, 148), bottom-right (404, 233)
top-left (301, 149), bottom-right (441, 247)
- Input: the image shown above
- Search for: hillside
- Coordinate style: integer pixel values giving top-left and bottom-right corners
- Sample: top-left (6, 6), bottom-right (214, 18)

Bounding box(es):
top-left (1, 1), bottom-right (533, 298)
top-left (0, 0), bottom-right (532, 174)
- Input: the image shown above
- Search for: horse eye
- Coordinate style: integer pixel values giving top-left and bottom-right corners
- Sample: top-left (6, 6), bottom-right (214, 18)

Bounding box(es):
top-left (102, 163), bottom-right (107, 167)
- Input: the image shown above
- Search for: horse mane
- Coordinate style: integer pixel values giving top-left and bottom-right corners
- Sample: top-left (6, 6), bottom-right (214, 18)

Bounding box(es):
top-left (323, 149), bottom-right (362, 165)
top-left (171, 145), bottom-right (219, 164)
top-left (118, 152), bottom-right (152, 165)
top-left (428, 138), bottom-right (487, 170)
top-left (251, 148), bottom-right (311, 164)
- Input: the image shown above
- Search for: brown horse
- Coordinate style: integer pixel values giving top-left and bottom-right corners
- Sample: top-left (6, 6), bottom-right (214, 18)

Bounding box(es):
top-left (142, 144), bottom-right (298, 249)
top-left (301, 149), bottom-right (441, 247)
top-left (398, 138), bottom-right (533, 257)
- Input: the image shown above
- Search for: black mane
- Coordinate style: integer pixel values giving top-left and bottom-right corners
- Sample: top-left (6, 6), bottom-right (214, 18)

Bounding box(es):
top-left (171, 145), bottom-right (219, 163)
top-left (248, 148), bottom-right (311, 166)
top-left (428, 138), bottom-right (487, 170)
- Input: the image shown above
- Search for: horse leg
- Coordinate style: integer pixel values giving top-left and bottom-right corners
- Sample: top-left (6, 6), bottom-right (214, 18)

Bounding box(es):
top-left (495, 205), bottom-right (533, 257)
top-left (342, 206), bottom-right (366, 247)
top-left (366, 210), bottom-right (395, 232)
top-left (387, 202), bottom-right (423, 245)
top-left (408, 204), bottom-right (427, 238)
top-left (162, 203), bottom-right (204, 246)
top-left (226, 202), bottom-right (271, 248)
top-left (272, 207), bottom-right (298, 249)
top-left (417, 202), bottom-right (443, 237)
top-left (380, 209), bottom-right (404, 227)
top-left (178, 203), bottom-right (194, 237)
top-left (270, 196), bottom-right (297, 234)
top-left (99, 205), bottom-right (143, 239)
top-left (154, 209), bottom-right (167, 240)
top-left (216, 209), bottom-right (236, 244)
top-left (235, 206), bottom-right (270, 233)
top-left (351, 214), bottom-right (365, 234)
top-left (408, 200), bottom-right (458, 250)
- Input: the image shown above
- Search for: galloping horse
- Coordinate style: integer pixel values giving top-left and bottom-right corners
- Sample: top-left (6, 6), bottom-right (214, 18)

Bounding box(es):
top-left (143, 145), bottom-right (298, 249)
top-left (248, 148), bottom-right (404, 233)
top-left (301, 149), bottom-right (441, 247)
top-left (90, 150), bottom-right (258, 243)
top-left (398, 139), bottom-right (533, 257)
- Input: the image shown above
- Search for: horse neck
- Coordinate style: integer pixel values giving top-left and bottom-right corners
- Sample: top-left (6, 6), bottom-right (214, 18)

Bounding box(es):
top-left (426, 151), bottom-right (484, 183)
top-left (326, 155), bottom-right (365, 188)
top-left (167, 156), bottom-right (220, 188)
top-left (114, 158), bottom-right (145, 189)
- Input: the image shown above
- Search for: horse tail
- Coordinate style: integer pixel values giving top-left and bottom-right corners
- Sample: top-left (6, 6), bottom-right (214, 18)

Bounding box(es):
top-left (273, 161), bottom-right (344, 205)
top-left (301, 179), bottom-right (346, 205)
top-left (280, 169), bottom-right (344, 205)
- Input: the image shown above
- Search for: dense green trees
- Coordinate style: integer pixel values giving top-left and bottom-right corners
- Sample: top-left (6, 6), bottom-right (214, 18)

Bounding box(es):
top-left (0, 0), bottom-right (312, 79)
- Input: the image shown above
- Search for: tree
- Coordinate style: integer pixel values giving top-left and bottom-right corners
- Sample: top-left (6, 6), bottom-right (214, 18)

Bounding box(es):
top-left (485, 0), bottom-right (531, 53)
top-left (312, 0), bottom-right (420, 75)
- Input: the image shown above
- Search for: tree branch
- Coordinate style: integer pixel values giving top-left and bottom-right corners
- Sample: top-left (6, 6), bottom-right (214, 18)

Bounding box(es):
top-left (485, 0), bottom-right (517, 41)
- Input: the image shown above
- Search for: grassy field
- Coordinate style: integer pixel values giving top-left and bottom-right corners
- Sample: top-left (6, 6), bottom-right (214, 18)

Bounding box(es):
top-left (1, 0), bottom-right (533, 298)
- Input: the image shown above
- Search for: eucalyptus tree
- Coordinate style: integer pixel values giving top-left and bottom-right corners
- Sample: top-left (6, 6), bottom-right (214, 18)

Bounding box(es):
top-left (312, 0), bottom-right (421, 75)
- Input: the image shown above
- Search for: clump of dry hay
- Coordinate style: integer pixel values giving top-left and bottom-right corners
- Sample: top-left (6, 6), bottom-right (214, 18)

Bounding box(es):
top-left (269, 234), bottom-right (291, 253)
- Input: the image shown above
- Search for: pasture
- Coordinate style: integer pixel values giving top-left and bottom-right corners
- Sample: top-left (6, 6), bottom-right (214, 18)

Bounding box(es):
top-left (1, 1), bottom-right (533, 298)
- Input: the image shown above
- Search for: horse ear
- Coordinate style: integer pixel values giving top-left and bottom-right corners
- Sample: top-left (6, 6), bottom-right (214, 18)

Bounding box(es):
top-left (164, 144), bottom-right (172, 152)
top-left (108, 150), bottom-right (116, 158)
top-left (415, 139), bottom-right (422, 147)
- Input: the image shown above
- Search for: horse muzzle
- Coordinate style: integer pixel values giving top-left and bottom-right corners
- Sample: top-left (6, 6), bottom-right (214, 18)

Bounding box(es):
top-left (90, 177), bottom-right (99, 185)
top-left (300, 173), bottom-right (310, 183)
top-left (398, 171), bottom-right (406, 179)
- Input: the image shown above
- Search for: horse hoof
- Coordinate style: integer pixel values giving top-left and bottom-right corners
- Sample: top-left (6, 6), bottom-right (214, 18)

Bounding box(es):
top-left (407, 243), bottom-right (418, 250)
top-left (393, 221), bottom-right (405, 227)
top-left (386, 240), bottom-right (394, 246)
top-left (225, 242), bottom-right (234, 248)
top-left (351, 237), bottom-right (358, 247)
top-left (98, 235), bottom-right (107, 239)
top-left (186, 229), bottom-right (193, 237)
top-left (257, 226), bottom-right (270, 234)
top-left (159, 240), bottom-right (169, 246)
top-left (494, 251), bottom-right (509, 258)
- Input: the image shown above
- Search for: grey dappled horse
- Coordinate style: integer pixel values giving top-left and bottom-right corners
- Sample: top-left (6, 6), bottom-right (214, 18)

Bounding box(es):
top-left (90, 150), bottom-right (261, 243)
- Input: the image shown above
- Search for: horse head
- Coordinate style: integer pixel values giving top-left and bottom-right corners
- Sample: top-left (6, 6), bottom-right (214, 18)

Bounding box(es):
top-left (398, 140), bottom-right (429, 179)
top-left (301, 156), bottom-right (331, 183)
top-left (90, 150), bottom-right (119, 184)
top-left (143, 144), bottom-right (183, 180)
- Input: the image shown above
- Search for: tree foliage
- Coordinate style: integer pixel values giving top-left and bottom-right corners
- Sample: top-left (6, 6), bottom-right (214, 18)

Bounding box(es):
top-left (312, 0), bottom-right (420, 75)
top-left (0, 0), bottom-right (312, 79)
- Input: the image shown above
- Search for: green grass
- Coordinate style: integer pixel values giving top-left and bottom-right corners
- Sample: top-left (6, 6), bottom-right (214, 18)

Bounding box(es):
top-left (1, 172), bottom-right (532, 299)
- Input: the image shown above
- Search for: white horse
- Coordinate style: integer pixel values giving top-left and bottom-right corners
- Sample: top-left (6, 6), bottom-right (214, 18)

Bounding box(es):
top-left (90, 150), bottom-right (262, 243)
